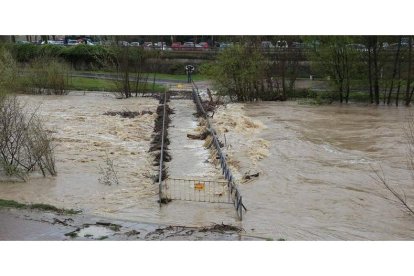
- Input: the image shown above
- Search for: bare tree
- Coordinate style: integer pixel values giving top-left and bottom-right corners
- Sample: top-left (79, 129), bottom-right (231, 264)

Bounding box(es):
top-left (371, 165), bottom-right (414, 216)
top-left (110, 42), bottom-right (151, 98)
top-left (387, 37), bottom-right (402, 105)
top-left (371, 111), bottom-right (414, 217)
top-left (405, 36), bottom-right (413, 106)
top-left (98, 153), bottom-right (119, 186)
top-left (0, 96), bottom-right (56, 180)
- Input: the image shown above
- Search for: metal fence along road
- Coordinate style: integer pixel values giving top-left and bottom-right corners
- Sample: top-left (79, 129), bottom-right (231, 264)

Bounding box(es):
top-left (191, 82), bottom-right (247, 220)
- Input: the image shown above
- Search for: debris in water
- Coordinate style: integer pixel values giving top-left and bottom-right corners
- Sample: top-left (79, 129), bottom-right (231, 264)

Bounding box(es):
top-left (158, 198), bottom-right (172, 204)
top-left (125, 230), bottom-right (140, 237)
top-left (96, 221), bottom-right (122, 231)
top-left (199, 223), bottom-right (243, 233)
top-left (52, 218), bottom-right (73, 226)
top-left (243, 172), bottom-right (260, 180)
top-left (145, 223), bottom-right (244, 240)
top-left (103, 110), bottom-right (153, 118)
top-left (64, 228), bottom-right (80, 238)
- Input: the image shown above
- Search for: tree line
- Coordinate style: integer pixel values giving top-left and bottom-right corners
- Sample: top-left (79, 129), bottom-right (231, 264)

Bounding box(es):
top-left (0, 43), bottom-right (163, 98)
top-left (202, 35), bottom-right (414, 106)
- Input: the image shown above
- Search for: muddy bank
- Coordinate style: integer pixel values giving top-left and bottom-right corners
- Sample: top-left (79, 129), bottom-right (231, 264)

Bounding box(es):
top-left (0, 207), bottom-right (251, 241)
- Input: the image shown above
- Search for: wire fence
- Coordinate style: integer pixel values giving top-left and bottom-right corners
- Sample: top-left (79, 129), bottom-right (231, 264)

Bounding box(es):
top-left (191, 82), bottom-right (247, 220)
top-left (161, 178), bottom-right (231, 204)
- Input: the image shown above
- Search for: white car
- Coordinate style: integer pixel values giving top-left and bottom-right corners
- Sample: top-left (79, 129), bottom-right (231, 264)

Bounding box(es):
top-left (261, 41), bottom-right (274, 48)
top-left (67, 39), bottom-right (79, 45)
top-left (276, 40), bottom-right (288, 48)
top-left (118, 41), bottom-right (129, 47)
top-left (183, 42), bottom-right (195, 48)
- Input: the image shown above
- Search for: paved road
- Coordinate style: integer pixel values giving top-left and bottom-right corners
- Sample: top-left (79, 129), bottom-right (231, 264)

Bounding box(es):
top-left (71, 71), bottom-right (185, 85)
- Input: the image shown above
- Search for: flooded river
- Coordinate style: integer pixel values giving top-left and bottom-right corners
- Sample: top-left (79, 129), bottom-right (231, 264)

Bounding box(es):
top-left (0, 92), bottom-right (160, 221)
top-left (213, 101), bottom-right (414, 240)
top-left (1, 92), bottom-right (414, 240)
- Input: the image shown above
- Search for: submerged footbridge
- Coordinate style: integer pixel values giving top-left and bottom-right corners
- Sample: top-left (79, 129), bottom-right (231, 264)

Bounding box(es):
top-left (155, 82), bottom-right (246, 220)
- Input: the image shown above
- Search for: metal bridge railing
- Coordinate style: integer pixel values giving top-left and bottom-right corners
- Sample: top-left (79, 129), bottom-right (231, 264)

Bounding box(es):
top-left (191, 82), bottom-right (247, 220)
top-left (158, 91), bottom-right (168, 205)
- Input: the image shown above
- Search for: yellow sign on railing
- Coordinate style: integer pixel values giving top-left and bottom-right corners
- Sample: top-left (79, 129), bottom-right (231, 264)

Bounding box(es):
top-left (194, 182), bottom-right (205, 190)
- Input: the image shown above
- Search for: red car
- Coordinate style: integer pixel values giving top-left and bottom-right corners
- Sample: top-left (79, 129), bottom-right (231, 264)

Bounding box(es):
top-left (171, 42), bottom-right (182, 50)
top-left (198, 42), bottom-right (209, 49)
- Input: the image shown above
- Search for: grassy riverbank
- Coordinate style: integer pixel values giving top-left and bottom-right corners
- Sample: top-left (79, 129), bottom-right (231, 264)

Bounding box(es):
top-left (0, 198), bottom-right (80, 215)
top-left (68, 76), bottom-right (168, 92)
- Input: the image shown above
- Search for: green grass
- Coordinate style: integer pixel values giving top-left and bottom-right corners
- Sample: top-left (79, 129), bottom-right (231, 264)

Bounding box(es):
top-left (68, 76), bottom-right (167, 93)
top-left (0, 199), bottom-right (26, 209)
top-left (147, 73), bottom-right (208, 82)
top-left (0, 198), bottom-right (81, 215)
top-left (68, 76), bottom-right (117, 91)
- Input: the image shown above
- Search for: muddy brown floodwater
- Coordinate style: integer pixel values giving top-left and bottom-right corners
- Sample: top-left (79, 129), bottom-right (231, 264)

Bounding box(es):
top-left (1, 92), bottom-right (414, 240)
top-left (212, 101), bottom-right (414, 240)
top-left (0, 92), bottom-right (161, 222)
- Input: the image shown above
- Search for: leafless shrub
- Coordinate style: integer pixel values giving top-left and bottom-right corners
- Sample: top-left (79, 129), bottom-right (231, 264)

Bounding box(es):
top-left (98, 153), bottom-right (119, 186)
top-left (0, 96), bottom-right (56, 180)
top-left (370, 164), bottom-right (414, 216)
top-left (370, 112), bottom-right (414, 217)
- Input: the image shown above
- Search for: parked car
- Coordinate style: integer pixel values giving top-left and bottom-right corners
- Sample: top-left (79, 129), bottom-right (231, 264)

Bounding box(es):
top-left (130, 42), bottom-right (140, 47)
top-left (194, 43), bottom-right (203, 50)
top-left (153, 42), bottom-right (168, 50)
top-left (16, 40), bottom-right (30, 44)
top-left (41, 40), bottom-right (62, 45)
top-left (183, 42), bottom-right (195, 49)
top-left (118, 41), bottom-right (129, 47)
top-left (291, 42), bottom-right (306, 49)
top-left (346, 43), bottom-right (367, 52)
top-left (171, 42), bottom-right (182, 50)
top-left (276, 40), bottom-right (288, 48)
top-left (218, 42), bottom-right (233, 50)
top-left (67, 39), bottom-right (78, 45)
top-left (198, 42), bottom-right (209, 49)
top-left (261, 41), bottom-right (274, 48)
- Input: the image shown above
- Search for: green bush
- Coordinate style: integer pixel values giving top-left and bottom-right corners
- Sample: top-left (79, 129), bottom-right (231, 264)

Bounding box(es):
top-left (11, 44), bottom-right (115, 70)
top-left (24, 58), bottom-right (70, 95)
top-left (13, 44), bottom-right (39, 62)
top-left (61, 44), bottom-right (114, 69)
top-left (0, 47), bottom-right (18, 95)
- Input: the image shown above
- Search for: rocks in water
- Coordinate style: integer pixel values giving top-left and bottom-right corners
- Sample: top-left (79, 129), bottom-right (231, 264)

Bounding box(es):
top-left (187, 131), bottom-right (208, 140)
top-left (103, 110), bottom-right (153, 118)
top-left (243, 172), bottom-right (260, 180)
